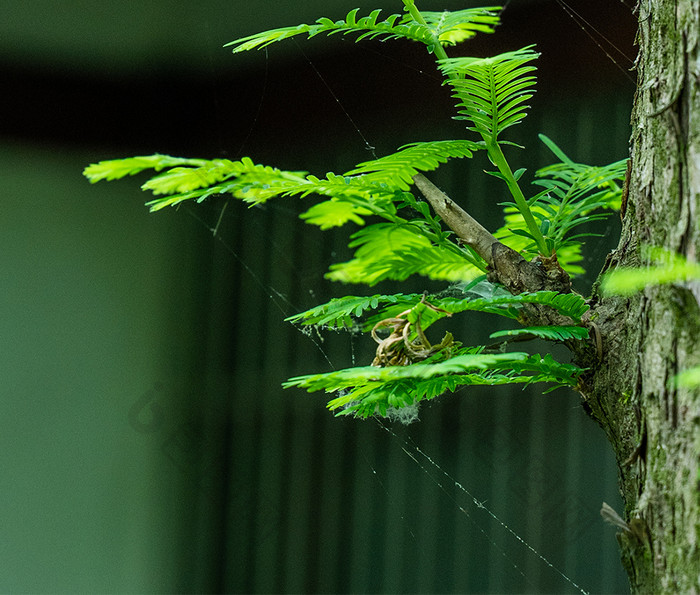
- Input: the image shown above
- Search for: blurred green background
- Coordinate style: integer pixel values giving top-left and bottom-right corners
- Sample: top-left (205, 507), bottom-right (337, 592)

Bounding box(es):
top-left (1, 0), bottom-right (636, 592)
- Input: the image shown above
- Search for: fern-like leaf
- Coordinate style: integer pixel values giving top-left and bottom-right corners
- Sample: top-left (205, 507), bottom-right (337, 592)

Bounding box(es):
top-left (284, 351), bottom-right (530, 418)
top-left (289, 285), bottom-right (589, 349)
top-left (283, 173), bottom-right (403, 221)
top-left (285, 348), bottom-right (583, 418)
top-left (528, 137), bottom-right (627, 247)
top-left (141, 159), bottom-right (252, 195)
top-left (438, 46), bottom-right (539, 144)
top-left (285, 352), bottom-right (528, 392)
top-left (489, 325), bottom-right (589, 341)
top-left (299, 199), bottom-right (374, 229)
top-left (285, 293), bottom-right (414, 330)
top-left (418, 289), bottom-right (590, 321)
top-left (224, 7), bottom-right (502, 54)
top-left (226, 9), bottom-right (412, 52)
top-left (143, 159), bottom-right (309, 211)
top-left (420, 8), bottom-right (501, 46)
top-left (601, 246), bottom-right (700, 295)
top-left (83, 154), bottom-right (209, 183)
top-left (84, 154), bottom-right (312, 211)
top-left (509, 353), bottom-right (584, 390)
top-left (326, 223), bottom-right (485, 285)
top-left (494, 135), bottom-right (626, 271)
top-left (344, 140), bottom-right (481, 190)
top-left (495, 211), bottom-right (587, 276)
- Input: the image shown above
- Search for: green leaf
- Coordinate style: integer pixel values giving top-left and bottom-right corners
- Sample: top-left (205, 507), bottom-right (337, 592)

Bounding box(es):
top-left (284, 348), bottom-right (584, 418)
top-left (601, 247), bottom-right (700, 295)
top-left (143, 158), bottom-right (309, 211)
top-left (225, 9), bottom-right (423, 52)
top-left (508, 353), bottom-right (584, 388)
top-left (425, 289), bottom-right (589, 321)
top-left (326, 223), bottom-right (485, 285)
top-left (224, 7), bottom-right (502, 54)
top-left (489, 325), bottom-right (589, 341)
top-left (345, 140), bottom-right (480, 190)
top-left (83, 154), bottom-right (209, 183)
top-left (141, 159), bottom-right (244, 195)
top-left (285, 352), bottom-right (528, 391)
top-left (493, 136), bottom-right (627, 273)
top-left (676, 366), bottom-right (700, 388)
top-left (537, 133), bottom-right (574, 165)
top-left (438, 46), bottom-right (540, 143)
top-left (299, 199), bottom-right (374, 229)
top-left (419, 8), bottom-right (502, 46)
top-left (285, 293), bottom-right (414, 330)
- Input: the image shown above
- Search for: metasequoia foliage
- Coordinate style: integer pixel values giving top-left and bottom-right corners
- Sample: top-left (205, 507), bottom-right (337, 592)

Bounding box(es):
top-left (84, 1), bottom-right (629, 420)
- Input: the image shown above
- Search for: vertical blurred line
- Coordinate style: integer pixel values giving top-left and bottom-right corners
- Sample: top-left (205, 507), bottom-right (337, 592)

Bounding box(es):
top-left (344, 421), bottom-right (382, 592)
top-left (453, 395), bottom-right (476, 594)
top-left (311, 415), bottom-right (344, 591)
top-left (226, 406), bottom-right (260, 593)
top-left (523, 391), bottom-right (547, 588)
top-left (484, 388), bottom-right (518, 592)
top-left (208, 203), bottom-right (274, 593)
top-left (301, 409), bottom-right (327, 591)
top-left (563, 402), bottom-right (586, 582)
top-left (377, 422), bottom-right (413, 592)
top-left (242, 206), bottom-right (278, 592)
top-left (278, 201), bottom-right (337, 594)
top-left (252, 204), bottom-right (300, 593)
top-left (432, 405), bottom-right (459, 592)
top-left (411, 409), bottom-right (444, 593)
top-left (332, 420), bottom-right (359, 593)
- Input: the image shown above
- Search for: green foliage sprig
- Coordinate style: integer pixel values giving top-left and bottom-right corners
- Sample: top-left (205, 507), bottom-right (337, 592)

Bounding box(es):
top-left (495, 135), bottom-right (628, 271)
top-left (284, 350), bottom-right (582, 418)
top-left (602, 246), bottom-right (700, 389)
top-left (287, 286), bottom-right (589, 331)
top-left (84, 1), bottom-right (626, 420)
top-left (224, 6), bottom-right (501, 54)
top-left (602, 246), bottom-right (700, 295)
top-left (438, 46), bottom-right (540, 143)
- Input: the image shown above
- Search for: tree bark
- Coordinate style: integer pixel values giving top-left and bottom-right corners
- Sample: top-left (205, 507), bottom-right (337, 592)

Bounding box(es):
top-left (582, 0), bottom-right (700, 591)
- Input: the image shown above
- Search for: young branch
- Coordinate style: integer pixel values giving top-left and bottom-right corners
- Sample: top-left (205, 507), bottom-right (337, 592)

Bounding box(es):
top-left (413, 173), bottom-right (571, 299)
top-left (412, 173), bottom-right (499, 266)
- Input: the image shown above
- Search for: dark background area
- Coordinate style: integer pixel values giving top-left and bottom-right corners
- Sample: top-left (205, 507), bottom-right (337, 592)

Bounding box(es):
top-left (1, 0), bottom-right (637, 592)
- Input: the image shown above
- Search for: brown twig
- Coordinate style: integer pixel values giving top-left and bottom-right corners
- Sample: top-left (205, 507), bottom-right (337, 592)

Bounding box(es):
top-left (412, 173), bottom-right (556, 296)
top-left (412, 173), bottom-right (500, 266)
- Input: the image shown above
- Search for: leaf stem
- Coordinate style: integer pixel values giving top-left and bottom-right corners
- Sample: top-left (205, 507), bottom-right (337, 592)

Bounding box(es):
top-left (486, 141), bottom-right (550, 255)
top-left (402, 0), bottom-right (449, 61)
top-left (406, 0), bottom-right (548, 256)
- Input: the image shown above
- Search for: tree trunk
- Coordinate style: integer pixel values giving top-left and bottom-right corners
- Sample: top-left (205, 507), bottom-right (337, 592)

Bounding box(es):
top-left (582, 0), bottom-right (700, 591)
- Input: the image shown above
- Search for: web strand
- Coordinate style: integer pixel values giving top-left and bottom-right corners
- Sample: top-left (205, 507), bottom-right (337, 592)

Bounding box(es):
top-left (553, 0), bottom-right (637, 85)
top-left (235, 47), bottom-right (270, 159)
top-left (181, 205), bottom-right (336, 368)
top-left (376, 420), bottom-right (591, 595)
top-left (392, 434), bottom-right (531, 586)
top-left (294, 40), bottom-right (378, 159)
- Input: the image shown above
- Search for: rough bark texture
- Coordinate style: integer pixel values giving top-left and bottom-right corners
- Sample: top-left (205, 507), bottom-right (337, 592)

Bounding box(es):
top-left (582, 1), bottom-right (700, 591)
